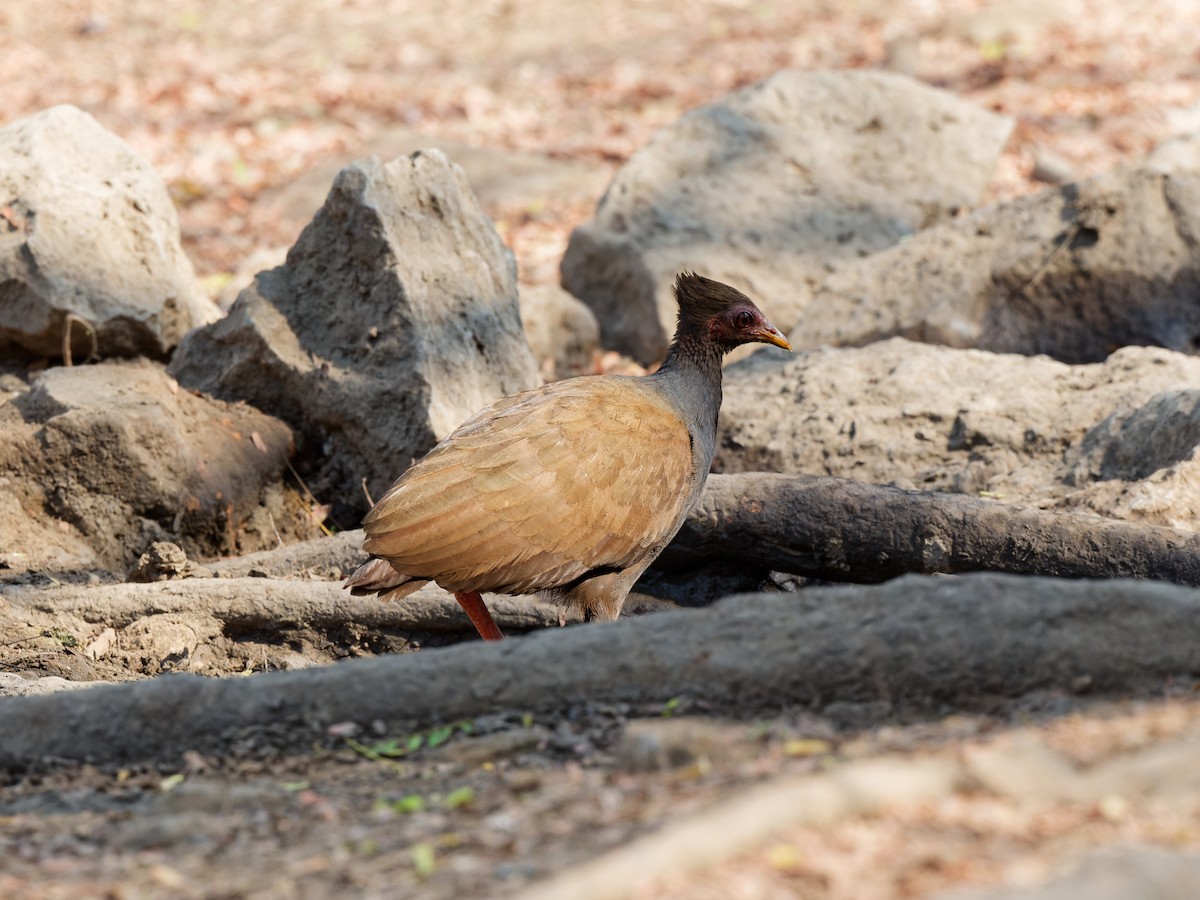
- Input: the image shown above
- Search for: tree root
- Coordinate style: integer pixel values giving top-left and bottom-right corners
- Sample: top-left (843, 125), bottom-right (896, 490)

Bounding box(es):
top-left (10, 578), bottom-right (569, 634)
top-left (2, 573), bottom-right (1198, 767)
top-left (661, 473), bottom-right (1200, 585)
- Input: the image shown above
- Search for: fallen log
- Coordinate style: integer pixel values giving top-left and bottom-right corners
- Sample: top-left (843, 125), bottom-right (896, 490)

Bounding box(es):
top-left (201, 472), bottom-right (1200, 593)
top-left (2, 573), bottom-right (1198, 768)
top-left (8, 579), bottom-right (570, 634)
top-left (660, 473), bottom-right (1200, 586)
top-left (204, 530), bottom-right (365, 578)
top-left (200, 472), bottom-right (1200, 592)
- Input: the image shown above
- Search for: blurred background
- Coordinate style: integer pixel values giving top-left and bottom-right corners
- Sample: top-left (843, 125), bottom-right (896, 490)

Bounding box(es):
top-left (5, 0), bottom-right (1199, 293)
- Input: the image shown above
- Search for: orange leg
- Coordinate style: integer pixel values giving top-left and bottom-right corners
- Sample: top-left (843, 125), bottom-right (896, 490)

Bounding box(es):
top-left (454, 591), bottom-right (504, 641)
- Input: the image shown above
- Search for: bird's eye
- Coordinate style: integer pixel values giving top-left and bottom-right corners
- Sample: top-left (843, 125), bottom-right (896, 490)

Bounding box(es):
top-left (735, 310), bottom-right (754, 329)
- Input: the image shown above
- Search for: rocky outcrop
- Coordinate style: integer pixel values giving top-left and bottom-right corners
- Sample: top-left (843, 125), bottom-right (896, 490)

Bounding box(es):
top-left (561, 70), bottom-right (1013, 363)
top-left (170, 151), bottom-right (539, 517)
top-left (797, 169), bottom-right (1200, 362)
top-left (1062, 390), bottom-right (1200, 529)
top-left (717, 339), bottom-right (1200, 526)
top-left (0, 105), bottom-right (215, 360)
top-left (1, 360), bottom-right (302, 569)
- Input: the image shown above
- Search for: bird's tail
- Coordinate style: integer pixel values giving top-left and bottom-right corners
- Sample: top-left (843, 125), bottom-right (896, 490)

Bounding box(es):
top-left (344, 557), bottom-right (429, 601)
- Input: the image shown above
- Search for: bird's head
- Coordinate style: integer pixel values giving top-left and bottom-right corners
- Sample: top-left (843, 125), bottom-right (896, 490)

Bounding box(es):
top-left (672, 272), bottom-right (791, 352)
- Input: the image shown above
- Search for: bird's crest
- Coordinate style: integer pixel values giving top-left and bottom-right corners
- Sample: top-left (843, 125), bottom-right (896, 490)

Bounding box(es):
top-left (672, 271), bottom-right (755, 331)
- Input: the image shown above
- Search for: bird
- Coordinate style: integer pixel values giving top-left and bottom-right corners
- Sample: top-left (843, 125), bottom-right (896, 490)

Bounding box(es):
top-left (345, 272), bottom-right (791, 640)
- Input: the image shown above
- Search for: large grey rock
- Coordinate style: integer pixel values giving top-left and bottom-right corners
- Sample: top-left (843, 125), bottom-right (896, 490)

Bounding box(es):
top-left (0, 105), bottom-right (215, 360)
top-left (1061, 390), bottom-right (1200, 530)
top-left (561, 70), bottom-right (1013, 364)
top-left (717, 339), bottom-right (1200, 524)
top-left (520, 282), bottom-right (600, 377)
top-left (798, 169), bottom-right (1200, 362)
top-left (3, 359), bottom-right (299, 569)
top-left (170, 151), bottom-right (539, 516)
top-left (1065, 391), bottom-right (1200, 485)
top-left (262, 126), bottom-right (611, 281)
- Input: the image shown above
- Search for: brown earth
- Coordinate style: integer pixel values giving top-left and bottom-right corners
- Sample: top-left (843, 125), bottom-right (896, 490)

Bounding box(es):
top-left (2, 682), bottom-right (1198, 899)
top-left (5, 1), bottom-right (1200, 897)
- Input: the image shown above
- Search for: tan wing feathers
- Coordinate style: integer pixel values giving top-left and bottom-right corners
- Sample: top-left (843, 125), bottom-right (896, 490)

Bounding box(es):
top-left (361, 377), bottom-right (694, 595)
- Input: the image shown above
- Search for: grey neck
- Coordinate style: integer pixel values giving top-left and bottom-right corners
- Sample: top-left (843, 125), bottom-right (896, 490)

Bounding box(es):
top-left (652, 337), bottom-right (725, 453)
